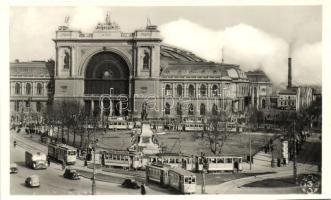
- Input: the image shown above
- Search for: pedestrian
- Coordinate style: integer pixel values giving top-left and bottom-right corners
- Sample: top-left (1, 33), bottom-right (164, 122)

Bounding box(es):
top-left (62, 161), bottom-right (66, 170)
top-left (141, 184), bottom-right (146, 195)
top-left (282, 158), bottom-right (286, 167)
top-left (47, 158), bottom-right (51, 166)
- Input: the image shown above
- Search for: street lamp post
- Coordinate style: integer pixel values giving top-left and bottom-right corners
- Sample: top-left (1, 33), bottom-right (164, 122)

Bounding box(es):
top-left (91, 121), bottom-right (98, 195)
top-left (249, 128), bottom-right (252, 170)
top-left (201, 153), bottom-right (207, 194)
top-left (293, 120), bottom-right (298, 184)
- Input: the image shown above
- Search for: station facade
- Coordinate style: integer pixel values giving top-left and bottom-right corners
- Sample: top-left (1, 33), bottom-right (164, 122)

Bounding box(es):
top-left (10, 15), bottom-right (274, 121)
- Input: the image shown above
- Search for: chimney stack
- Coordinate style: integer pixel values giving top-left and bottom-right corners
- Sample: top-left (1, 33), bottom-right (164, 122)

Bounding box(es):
top-left (288, 57), bottom-right (292, 88)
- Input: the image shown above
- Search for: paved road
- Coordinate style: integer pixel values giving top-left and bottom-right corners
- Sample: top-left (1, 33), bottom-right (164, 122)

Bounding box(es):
top-left (205, 133), bottom-right (321, 194)
top-left (10, 132), bottom-right (171, 195)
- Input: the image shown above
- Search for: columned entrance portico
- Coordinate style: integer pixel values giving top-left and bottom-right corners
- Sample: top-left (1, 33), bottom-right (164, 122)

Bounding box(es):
top-left (84, 95), bottom-right (129, 118)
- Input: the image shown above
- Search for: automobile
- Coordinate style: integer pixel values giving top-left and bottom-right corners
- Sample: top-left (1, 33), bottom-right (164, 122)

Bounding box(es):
top-left (25, 175), bottom-right (40, 187)
top-left (10, 163), bottom-right (18, 174)
top-left (121, 179), bottom-right (140, 189)
top-left (63, 168), bottom-right (80, 180)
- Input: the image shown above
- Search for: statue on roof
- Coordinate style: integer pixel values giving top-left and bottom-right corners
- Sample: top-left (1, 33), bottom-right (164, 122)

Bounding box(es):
top-left (95, 11), bottom-right (120, 31)
top-left (64, 16), bottom-right (70, 26)
top-left (105, 11), bottom-right (111, 25)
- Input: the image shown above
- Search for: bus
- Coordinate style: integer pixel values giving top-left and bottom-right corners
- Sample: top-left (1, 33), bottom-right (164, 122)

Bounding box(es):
top-left (25, 151), bottom-right (48, 169)
top-left (48, 143), bottom-right (77, 165)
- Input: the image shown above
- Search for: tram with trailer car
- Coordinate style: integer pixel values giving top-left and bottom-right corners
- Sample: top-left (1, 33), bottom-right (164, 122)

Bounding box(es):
top-left (195, 155), bottom-right (243, 172)
top-left (47, 143), bottom-right (77, 165)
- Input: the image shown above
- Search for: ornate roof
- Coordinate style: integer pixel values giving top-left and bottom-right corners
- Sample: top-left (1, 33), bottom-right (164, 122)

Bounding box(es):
top-left (10, 61), bottom-right (54, 78)
top-left (160, 45), bottom-right (247, 80)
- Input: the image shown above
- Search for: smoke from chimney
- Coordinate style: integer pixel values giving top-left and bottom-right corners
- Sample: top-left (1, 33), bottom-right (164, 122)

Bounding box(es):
top-left (288, 57), bottom-right (292, 88)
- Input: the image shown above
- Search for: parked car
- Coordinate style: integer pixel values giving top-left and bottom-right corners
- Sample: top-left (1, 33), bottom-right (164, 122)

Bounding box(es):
top-left (10, 163), bottom-right (18, 174)
top-left (121, 179), bottom-right (140, 189)
top-left (25, 175), bottom-right (40, 187)
top-left (63, 168), bottom-right (80, 180)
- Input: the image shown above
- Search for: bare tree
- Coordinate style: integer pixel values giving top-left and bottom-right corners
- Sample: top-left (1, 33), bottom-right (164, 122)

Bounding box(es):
top-left (205, 111), bottom-right (231, 155)
top-left (45, 99), bottom-right (85, 145)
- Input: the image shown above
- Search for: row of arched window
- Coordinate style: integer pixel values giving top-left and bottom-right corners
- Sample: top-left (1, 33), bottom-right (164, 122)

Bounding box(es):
top-left (164, 84), bottom-right (220, 97)
top-left (164, 102), bottom-right (219, 116)
top-left (14, 101), bottom-right (42, 112)
top-left (13, 82), bottom-right (44, 96)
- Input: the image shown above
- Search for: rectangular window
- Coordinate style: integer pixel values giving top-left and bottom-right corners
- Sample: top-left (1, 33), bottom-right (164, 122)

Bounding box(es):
top-left (25, 101), bottom-right (30, 107)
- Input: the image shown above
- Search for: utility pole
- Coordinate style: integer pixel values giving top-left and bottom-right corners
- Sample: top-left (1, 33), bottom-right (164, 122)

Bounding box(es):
top-left (201, 153), bottom-right (207, 194)
top-left (179, 126), bottom-right (181, 154)
top-left (249, 130), bottom-right (252, 170)
top-left (202, 169), bottom-right (206, 194)
top-left (293, 120), bottom-right (298, 184)
top-left (91, 121), bottom-right (98, 195)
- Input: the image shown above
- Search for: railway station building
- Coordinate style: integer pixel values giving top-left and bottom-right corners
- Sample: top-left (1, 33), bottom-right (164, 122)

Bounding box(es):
top-left (10, 14), bottom-right (273, 122)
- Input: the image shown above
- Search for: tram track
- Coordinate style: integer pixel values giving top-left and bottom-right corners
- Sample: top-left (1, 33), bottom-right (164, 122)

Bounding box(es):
top-left (12, 133), bottom-right (47, 153)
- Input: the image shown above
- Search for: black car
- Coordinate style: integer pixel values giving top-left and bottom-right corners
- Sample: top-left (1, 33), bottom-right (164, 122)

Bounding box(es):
top-left (121, 179), bottom-right (140, 189)
top-left (63, 169), bottom-right (80, 180)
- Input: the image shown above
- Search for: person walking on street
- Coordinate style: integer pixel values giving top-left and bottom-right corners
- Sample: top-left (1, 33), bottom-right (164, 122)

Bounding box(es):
top-left (141, 184), bottom-right (146, 195)
top-left (47, 157), bottom-right (51, 167)
top-left (62, 161), bottom-right (66, 170)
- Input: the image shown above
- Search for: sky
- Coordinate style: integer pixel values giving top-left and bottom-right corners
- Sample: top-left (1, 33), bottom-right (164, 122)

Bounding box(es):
top-left (9, 6), bottom-right (322, 86)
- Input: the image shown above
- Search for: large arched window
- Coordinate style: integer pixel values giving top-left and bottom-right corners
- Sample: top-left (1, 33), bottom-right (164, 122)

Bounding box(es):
top-left (165, 102), bottom-right (171, 115)
top-left (188, 103), bottom-right (194, 115)
top-left (200, 103), bottom-right (206, 115)
top-left (26, 83), bottom-right (32, 95)
top-left (200, 84), bottom-right (207, 97)
top-left (165, 84), bottom-right (172, 96)
top-left (212, 85), bottom-right (218, 97)
top-left (37, 83), bottom-right (43, 95)
top-left (176, 103), bottom-right (182, 115)
top-left (15, 83), bottom-right (21, 95)
top-left (176, 85), bottom-right (183, 97)
top-left (188, 85), bottom-right (195, 97)
top-left (212, 104), bottom-right (218, 115)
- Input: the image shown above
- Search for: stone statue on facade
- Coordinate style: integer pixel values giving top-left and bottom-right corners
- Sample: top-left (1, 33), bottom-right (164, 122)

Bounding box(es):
top-left (143, 50), bottom-right (150, 70)
top-left (64, 50), bottom-right (70, 69)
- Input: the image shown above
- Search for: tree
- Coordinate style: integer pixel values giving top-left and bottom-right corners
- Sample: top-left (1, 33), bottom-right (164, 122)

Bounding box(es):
top-left (205, 111), bottom-right (230, 155)
top-left (45, 99), bottom-right (85, 145)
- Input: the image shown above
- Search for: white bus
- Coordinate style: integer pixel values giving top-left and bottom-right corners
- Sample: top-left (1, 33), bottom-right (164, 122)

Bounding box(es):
top-left (25, 151), bottom-right (48, 169)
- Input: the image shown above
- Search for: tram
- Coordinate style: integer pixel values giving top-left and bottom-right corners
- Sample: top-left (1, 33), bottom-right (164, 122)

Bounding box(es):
top-left (148, 153), bottom-right (195, 171)
top-left (100, 149), bottom-right (143, 170)
top-left (145, 164), bottom-right (196, 194)
top-left (47, 143), bottom-right (77, 165)
top-left (195, 155), bottom-right (243, 172)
